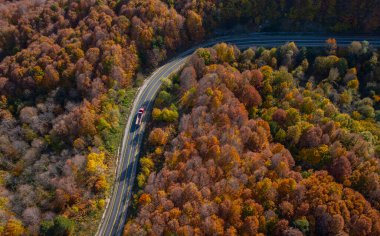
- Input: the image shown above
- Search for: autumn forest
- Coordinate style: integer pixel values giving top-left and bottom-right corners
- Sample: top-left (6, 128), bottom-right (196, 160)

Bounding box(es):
top-left (1, 0), bottom-right (380, 235)
top-left (128, 41), bottom-right (380, 235)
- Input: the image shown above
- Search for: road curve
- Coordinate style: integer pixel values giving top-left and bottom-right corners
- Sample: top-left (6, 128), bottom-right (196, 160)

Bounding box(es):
top-left (96, 33), bottom-right (380, 236)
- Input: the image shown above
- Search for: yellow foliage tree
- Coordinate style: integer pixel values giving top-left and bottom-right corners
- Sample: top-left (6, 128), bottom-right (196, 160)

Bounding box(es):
top-left (214, 43), bottom-right (235, 63)
top-left (95, 175), bottom-right (109, 192)
top-left (152, 108), bottom-right (162, 121)
top-left (260, 65), bottom-right (273, 79)
top-left (3, 219), bottom-right (25, 236)
top-left (277, 178), bottom-right (296, 196)
top-left (86, 152), bottom-right (107, 174)
top-left (298, 145), bottom-right (330, 168)
top-left (138, 193), bottom-right (152, 205)
top-left (347, 79), bottom-right (359, 89)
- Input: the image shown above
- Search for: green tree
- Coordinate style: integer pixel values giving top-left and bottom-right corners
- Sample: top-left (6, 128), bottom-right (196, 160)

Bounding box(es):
top-left (294, 217), bottom-right (309, 234)
top-left (155, 91), bottom-right (172, 107)
top-left (53, 216), bottom-right (75, 236)
top-left (287, 125), bottom-right (301, 144)
top-left (275, 129), bottom-right (286, 142)
top-left (40, 220), bottom-right (54, 236)
top-left (161, 108), bottom-right (179, 122)
top-left (336, 58), bottom-right (348, 75)
top-left (196, 48), bottom-right (211, 65)
top-left (41, 216), bottom-right (75, 236)
top-left (286, 108), bottom-right (301, 126)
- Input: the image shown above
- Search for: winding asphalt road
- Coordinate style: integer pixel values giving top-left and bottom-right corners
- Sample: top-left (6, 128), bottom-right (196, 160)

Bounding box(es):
top-left (96, 33), bottom-right (380, 236)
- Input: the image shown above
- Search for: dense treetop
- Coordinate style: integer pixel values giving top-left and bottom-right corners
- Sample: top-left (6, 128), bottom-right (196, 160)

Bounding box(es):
top-left (126, 42), bottom-right (380, 235)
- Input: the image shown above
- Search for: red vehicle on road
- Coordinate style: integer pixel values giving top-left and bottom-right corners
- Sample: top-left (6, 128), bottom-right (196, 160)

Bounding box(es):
top-left (135, 107), bottom-right (145, 125)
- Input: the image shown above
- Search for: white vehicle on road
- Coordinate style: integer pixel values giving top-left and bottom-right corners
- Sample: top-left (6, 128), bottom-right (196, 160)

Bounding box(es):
top-left (135, 107), bottom-right (145, 125)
